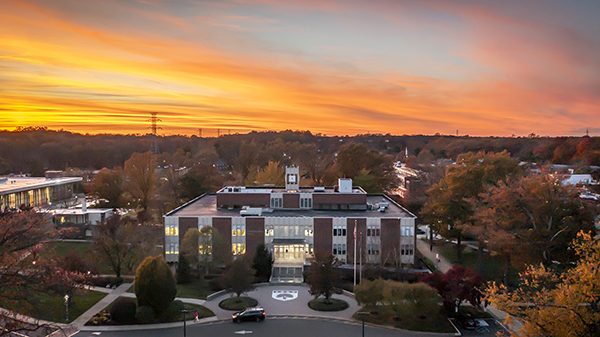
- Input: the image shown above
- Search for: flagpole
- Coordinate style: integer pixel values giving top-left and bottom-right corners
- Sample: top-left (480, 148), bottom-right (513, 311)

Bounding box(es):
top-left (353, 219), bottom-right (357, 287)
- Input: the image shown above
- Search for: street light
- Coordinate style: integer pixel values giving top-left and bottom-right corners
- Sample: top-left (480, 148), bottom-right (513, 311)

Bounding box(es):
top-left (64, 294), bottom-right (70, 322)
top-left (181, 309), bottom-right (191, 337)
top-left (357, 311), bottom-right (370, 337)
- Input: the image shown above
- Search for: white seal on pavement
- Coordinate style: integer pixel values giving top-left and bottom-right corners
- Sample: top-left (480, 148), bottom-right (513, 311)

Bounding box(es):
top-left (272, 290), bottom-right (298, 301)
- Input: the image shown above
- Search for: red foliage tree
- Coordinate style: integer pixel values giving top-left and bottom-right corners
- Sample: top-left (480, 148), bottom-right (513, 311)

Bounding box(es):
top-left (420, 266), bottom-right (484, 314)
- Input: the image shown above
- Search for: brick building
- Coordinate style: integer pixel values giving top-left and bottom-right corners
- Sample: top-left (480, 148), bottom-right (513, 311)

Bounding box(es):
top-left (164, 167), bottom-right (416, 280)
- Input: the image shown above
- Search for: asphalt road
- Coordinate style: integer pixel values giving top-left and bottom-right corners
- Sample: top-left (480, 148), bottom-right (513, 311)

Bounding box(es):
top-left (73, 317), bottom-right (448, 337)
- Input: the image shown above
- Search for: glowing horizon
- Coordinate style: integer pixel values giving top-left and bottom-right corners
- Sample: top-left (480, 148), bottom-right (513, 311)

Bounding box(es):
top-left (1, 0), bottom-right (600, 137)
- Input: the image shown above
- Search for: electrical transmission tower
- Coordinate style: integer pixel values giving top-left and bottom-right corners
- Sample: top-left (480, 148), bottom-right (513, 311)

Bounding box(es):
top-left (148, 112), bottom-right (162, 154)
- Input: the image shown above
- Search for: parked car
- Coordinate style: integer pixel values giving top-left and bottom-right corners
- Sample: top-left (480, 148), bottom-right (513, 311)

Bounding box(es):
top-left (232, 307), bottom-right (266, 323)
top-left (456, 313), bottom-right (478, 329)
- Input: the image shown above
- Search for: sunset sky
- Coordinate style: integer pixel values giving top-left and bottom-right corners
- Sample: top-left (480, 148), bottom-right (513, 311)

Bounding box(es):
top-left (1, 0), bottom-right (599, 137)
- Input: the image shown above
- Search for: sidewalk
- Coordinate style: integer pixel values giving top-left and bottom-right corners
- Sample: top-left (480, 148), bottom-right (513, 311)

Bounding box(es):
top-left (416, 238), bottom-right (452, 273)
top-left (72, 283), bottom-right (133, 327)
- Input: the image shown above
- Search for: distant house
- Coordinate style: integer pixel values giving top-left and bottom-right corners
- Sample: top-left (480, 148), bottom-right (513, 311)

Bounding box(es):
top-left (562, 174), bottom-right (597, 186)
top-left (392, 162), bottom-right (424, 200)
top-left (47, 201), bottom-right (113, 238)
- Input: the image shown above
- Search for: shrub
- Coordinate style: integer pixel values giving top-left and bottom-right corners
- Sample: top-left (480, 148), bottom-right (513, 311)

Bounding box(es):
top-left (157, 300), bottom-right (186, 322)
top-left (176, 254), bottom-right (193, 284)
top-left (135, 306), bottom-right (155, 324)
top-left (109, 298), bottom-right (137, 324)
top-left (135, 255), bottom-right (177, 315)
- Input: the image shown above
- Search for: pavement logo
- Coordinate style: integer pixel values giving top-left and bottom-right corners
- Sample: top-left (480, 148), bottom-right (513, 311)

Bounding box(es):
top-left (272, 290), bottom-right (298, 301)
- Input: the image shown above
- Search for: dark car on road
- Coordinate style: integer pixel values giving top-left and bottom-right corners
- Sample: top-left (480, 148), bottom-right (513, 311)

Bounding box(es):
top-left (232, 307), bottom-right (266, 323)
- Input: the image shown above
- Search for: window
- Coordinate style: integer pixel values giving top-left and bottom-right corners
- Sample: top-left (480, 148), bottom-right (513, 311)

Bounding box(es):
top-left (232, 243), bottom-right (246, 255)
top-left (367, 228), bottom-right (372, 236)
top-left (342, 244), bottom-right (346, 255)
top-left (400, 244), bottom-right (405, 255)
top-left (404, 227), bottom-right (410, 236)
top-left (342, 228), bottom-right (346, 236)
top-left (165, 226), bottom-right (170, 236)
top-left (376, 228), bottom-right (380, 236)
top-left (333, 246), bottom-right (337, 255)
top-left (333, 227), bottom-right (338, 236)
top-left (304, 228), bottom-right (313, 237)
top-left (308, 199), bottom-right (312, 208)
top-left (232, 228), bottom-right (237, 236)
top-left (301, 199), bottom-right (304, 207)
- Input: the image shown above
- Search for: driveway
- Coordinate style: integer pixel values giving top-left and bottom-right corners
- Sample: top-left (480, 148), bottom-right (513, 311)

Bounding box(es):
top-left (202, 284), bottom-right (360, 320)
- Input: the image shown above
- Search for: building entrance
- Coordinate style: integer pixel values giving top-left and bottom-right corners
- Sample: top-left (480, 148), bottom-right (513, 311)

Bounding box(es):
top-left (270, 238), bottom-right (306, 283)
top-left (271, 238), bottom-right (306, 264)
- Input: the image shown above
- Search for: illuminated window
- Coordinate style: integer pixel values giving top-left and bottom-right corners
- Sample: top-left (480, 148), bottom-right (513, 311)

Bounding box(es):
top-left (165, 226), bottom-right (170, 236)
top-left (232, 228), bottom-right (237, 236)
top-left (174, 227), bottom-right (178, 236)
top-left (240, 226), bottom-right (245, 236)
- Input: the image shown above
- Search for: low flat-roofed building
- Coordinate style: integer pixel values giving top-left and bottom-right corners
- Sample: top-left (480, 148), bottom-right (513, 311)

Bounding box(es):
top-left (164, 167), bottom-right (417, 281)
top-left (49, 205), bottom-right (113, 238)
top-left (0, 176), bottom-right (82, 210)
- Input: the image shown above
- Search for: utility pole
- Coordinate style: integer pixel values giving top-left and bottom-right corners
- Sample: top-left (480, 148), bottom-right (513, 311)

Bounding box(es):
top-left (148, 112), bottom-right (162, 154)
top-left (198, 128), bottom-right (202, 138)
top-left (353, 219), bottom-right (357, 287)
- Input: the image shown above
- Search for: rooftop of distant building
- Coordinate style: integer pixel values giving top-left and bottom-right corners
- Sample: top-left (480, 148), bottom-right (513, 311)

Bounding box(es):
top-left (0, 176), bottom-right (82, 195)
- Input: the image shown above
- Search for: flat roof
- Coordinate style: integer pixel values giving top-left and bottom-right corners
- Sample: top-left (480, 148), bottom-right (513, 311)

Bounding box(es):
top-left (166, 194), bottom-right (415, 219)
top-left (0, 177), bottom-right (83, 195)
top-left (47, 208), bottom-right (113, 215)
top-left (216, 186), bottom-right (366, 194)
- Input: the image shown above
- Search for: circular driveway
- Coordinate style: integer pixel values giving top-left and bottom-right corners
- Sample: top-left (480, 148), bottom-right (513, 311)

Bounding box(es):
top-left (202, 284), bottom-right (360, 320)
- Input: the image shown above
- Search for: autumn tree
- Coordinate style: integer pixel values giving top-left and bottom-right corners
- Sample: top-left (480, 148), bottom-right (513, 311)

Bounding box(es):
top-left (0, 211), bottom-right (84, 334)
top-left (179, 163), bottom-right (223, 202)
top-left (307, 253), bottom-right (342, 303)
top-left (296, 143), bottom-right (335, 186)
top-left (474, 172), bottom-right (595, 284)
top-left (247, 161), bottom-right (285, 186)
top-left (92, 214), bottom-right (155, 278)
top-left (485, 232), bottom-right (600, 337)
top-left (335, 143), bottom-right (397, 192)
top-left (220, 257), bottom-right (255, 297)
top-left (420, 266), bottom-right (484, 314)
top-left (89, 167), bottom-right (125, 208)
top-left (124, 151), bottom-right (157, 223)
top-left (422, 151), bottom-right (521, 264)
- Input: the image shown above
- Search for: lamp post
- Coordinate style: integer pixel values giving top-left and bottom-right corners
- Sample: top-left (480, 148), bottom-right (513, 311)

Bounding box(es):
top-left (181, 309), bottom-right (191, 337)
top-left (357, 311), bottom-right (370, 337)
top-left (64, 294), bottom-right (70, 323)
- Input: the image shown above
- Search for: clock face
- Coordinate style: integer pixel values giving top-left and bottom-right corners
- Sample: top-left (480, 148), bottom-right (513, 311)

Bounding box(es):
top-left (288, 174), bottom-right (296, 183)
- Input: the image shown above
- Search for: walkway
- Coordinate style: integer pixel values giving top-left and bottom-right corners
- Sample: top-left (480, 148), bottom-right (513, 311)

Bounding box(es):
top-left (416, 238), bottom-right (453, 273)
top-left (72, 283), bottom-right (132, 327)
top-left (416, 237), bottom-right (523, 334)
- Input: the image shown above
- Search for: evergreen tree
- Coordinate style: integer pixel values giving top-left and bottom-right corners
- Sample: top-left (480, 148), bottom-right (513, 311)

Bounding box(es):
top-left (252, 244), bottom-right (273, 282)
top-left (135, 255), bottom-right (177, 315)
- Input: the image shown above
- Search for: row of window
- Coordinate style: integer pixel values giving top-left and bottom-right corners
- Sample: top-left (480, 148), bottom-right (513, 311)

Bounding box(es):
top-left (232, 243), bottom-right (246, 255)
top-left (165, 226), bottom-right (179, 236)
top-left (400, 244), bottom-right (414, 256)
top-left (264, 226), bottom-right (313, 237)
top-left (366, 226), bottom-right (381, 237)
top-left (333, 244), bottom-right (347, 255)
top-left (367, 243), bottom-right (380, 255)
top-left (333, 226), bottom-right (347, 236)
top-left (166, 243), bottom-right (179, 254)
top-left (232, 226), bottom-right (246, 236)
top-left (300, 198), bottom-right (312, 208)
top-left (271, 198), bottom-right (283, 208)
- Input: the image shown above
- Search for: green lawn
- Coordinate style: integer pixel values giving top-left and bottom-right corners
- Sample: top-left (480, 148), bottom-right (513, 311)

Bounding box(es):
top-left (355, 306), bottom-right (456, 333)
top-left (219, 296), bottom-right (258, 311)
top-left (176, 280), bottom-right (211, 300)
top-left (438, 243), bottom-right (519, 285)
top-left (7, 289), bottom-right (107, 323)
top-left (45, 241), bottom-right (137, 276)
top-left (308, 298), bottom-right (349, 311)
